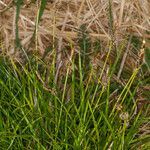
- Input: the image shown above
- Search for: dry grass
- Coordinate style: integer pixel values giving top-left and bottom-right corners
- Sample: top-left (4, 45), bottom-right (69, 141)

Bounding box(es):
top-left (1, 0), bottom-right (150, 51)
top-left (0, 0), bottom-right (150, 85)
top-left (0, 0), bottom-right (150, 94)
top-left (0, 4), bottom-right (149, 68)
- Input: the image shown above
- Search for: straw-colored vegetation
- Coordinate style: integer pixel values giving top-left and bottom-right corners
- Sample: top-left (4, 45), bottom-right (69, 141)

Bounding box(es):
top-left (0, 0), bottom-right (150, 149)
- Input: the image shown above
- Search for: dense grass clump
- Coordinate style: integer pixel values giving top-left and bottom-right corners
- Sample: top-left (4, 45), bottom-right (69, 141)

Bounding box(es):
top-left (0, 0), bottom-right (150, 149)
top-left (0, 50), bottom-right (149, 149)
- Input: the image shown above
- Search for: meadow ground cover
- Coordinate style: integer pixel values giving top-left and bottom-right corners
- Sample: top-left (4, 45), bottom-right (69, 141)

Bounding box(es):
top-left (0, 0), bottom-right (150, 149)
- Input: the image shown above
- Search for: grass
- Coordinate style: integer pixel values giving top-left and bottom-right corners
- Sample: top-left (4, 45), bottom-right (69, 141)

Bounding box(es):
top-left (0, 0), bottom-right (150, 149)
top-left (0, 43), bottom-right (149, 149)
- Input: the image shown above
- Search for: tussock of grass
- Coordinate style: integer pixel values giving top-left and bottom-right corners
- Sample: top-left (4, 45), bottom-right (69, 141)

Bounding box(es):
top-left (0, 45), bottom-right (149, 149)
top-left (0, 0), bottom-right (150, 149)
